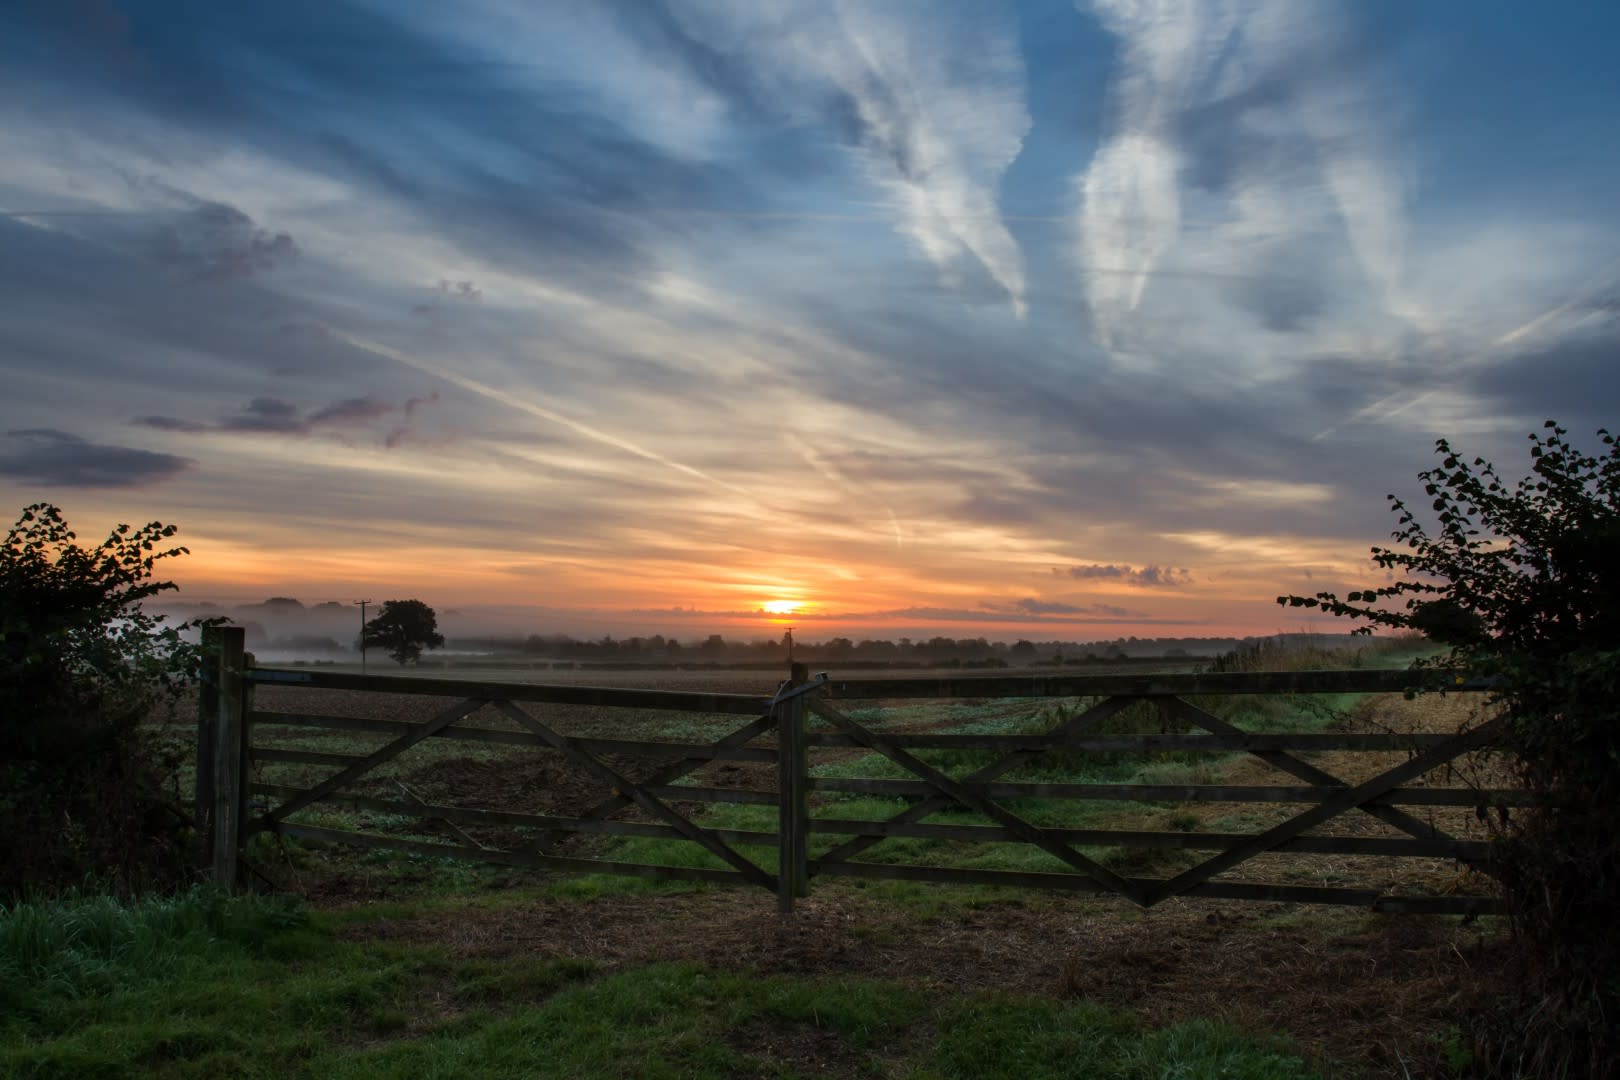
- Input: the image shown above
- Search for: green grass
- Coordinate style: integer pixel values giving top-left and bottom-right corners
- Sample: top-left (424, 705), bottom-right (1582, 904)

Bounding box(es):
top-left (0, 887), bottom-right (311, 1020)
top-left (1, 893), bottom-right (1320, 1078)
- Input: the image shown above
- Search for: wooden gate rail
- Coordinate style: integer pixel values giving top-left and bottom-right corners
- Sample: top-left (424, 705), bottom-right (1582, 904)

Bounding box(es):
top-left (197, 626), bottom-right (794, 896)
top-left (818, 668), bottom-right (1485, 698)
top-left (197, 626), bottom-right (1514, 914)
top-left (805, 778), bottom-right (1523, 805)
top-left (803, 862), bottom-right (1493, 915)
top-left (806, 671), bottom-right (1507, 914)
top-left (806, 818), bottom-right (1490, 859)
top-left (809, 695), bottom-right (1140, 872)
top-left (807, 696), bottom-right (1148, 904)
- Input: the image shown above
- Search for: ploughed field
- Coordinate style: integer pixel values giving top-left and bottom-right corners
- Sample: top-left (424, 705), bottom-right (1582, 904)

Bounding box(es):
top-left (61, 667), bottom-right (1507, 1078)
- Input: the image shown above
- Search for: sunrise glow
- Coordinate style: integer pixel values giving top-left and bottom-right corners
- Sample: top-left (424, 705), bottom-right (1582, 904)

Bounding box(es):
top-left (2, 3), bottom-right (1615, 646)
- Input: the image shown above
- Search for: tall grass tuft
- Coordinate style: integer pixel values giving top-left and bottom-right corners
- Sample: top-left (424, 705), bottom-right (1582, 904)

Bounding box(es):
top-left (0, 887), bottom-right (305, 1018)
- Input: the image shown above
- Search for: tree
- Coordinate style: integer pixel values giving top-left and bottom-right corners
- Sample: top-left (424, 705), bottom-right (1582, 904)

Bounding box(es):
top-left (1278, 422), bottom-right (1620, 1074)
top-left (1, 503), bottom-right (206, 895)
top-left (362, 599), bottom-right (444, 666)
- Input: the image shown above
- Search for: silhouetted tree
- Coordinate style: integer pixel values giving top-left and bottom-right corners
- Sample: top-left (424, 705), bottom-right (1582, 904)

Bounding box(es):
top-left (1279, 422), bottom-right (1620, 1075)
top-left (362, 599), bottom-right (445, 666)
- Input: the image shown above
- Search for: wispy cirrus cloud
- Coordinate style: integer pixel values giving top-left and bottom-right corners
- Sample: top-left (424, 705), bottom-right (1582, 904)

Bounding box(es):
top-left (675, 1), bottom-right (1032, 316)
top-left (1, 0), bottom-right (1617, 640)
top-left (1076, 0), bottom-right (1407, 350)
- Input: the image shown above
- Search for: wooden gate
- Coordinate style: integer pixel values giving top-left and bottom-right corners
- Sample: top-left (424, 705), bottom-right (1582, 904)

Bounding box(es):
top-left (196, 627), bottom-right (809, 908)
top-left (797, 673), bottom-right (1514, 915)
top-left (197, 628), bottom-right (1517, 914)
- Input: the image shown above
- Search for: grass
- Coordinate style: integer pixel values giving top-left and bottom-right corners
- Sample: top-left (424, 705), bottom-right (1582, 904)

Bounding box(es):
top-left (0, 887), bottom-right (310, 1020)
top-left (0, 891), bottom-right (1320, 1078)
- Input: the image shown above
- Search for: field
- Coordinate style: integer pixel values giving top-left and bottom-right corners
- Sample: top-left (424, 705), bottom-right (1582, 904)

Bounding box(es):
top-left (3, 656), bottom-right (1511, 1078)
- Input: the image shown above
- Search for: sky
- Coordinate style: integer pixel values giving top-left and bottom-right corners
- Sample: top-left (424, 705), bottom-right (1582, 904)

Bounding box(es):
top-left (2, 0), bottom-right (1618, 643)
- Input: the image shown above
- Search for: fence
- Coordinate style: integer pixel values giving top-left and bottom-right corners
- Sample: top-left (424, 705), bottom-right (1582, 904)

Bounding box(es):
top-left (196, 626), bottom-right (1518, 915)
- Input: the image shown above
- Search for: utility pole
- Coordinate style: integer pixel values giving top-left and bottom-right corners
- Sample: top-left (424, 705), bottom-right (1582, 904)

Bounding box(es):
top-left (354, 599), bottom-right (373, 672)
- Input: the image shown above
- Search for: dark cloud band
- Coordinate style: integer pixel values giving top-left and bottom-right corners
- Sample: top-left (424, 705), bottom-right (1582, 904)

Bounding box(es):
top-left (0, 429), bottom-right (191, 488)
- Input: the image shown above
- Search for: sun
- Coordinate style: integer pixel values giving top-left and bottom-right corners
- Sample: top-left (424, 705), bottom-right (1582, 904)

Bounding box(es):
top-left (762, 599), bottom-right (801, 616)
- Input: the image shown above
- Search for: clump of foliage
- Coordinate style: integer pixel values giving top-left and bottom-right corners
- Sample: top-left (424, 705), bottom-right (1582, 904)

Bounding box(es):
top-left (0, 503), bottom-right (206, 897)
top-left (1279, 422), bottom-right (1620, 1077)
top-left (362, 598), bottom-right (445, 666)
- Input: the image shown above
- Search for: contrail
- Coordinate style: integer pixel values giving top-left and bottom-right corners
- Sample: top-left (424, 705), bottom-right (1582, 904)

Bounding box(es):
top-left (332, 330), bottom-right (756, 499)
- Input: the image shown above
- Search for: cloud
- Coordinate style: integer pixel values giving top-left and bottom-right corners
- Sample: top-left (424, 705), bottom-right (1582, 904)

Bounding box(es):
top-left (0, 0), bottom-right (776, 305)
top-left (307, 396), bottom-right (399, 426)
top-left (881, 605), bottom-right (1184, 626)
top-left (223, 397), bottom-right (306, 434)
top-left (1014, 598), bottom-right (1087, 615)
top-left (1010, 598), bottom-right (1132, 618)
top-left (135, 393), bottom-right (437, 442)
top-left (0, 429), bottom-right (191, 488)
top-left (134, 416), bottom-right (210, 434)
top-left (149, 200), bottom-right (299, 280)
top-left (623, 603), bottom-right (1186, 628)
top-left (437, 279), bottom-right (481, 302)
top-left (1059, 563), bottom-right (1192, 587)
top-left (673, 1), bottom-right (1031, 315)
top-left (1075, 0), bottom-right (1406, 348)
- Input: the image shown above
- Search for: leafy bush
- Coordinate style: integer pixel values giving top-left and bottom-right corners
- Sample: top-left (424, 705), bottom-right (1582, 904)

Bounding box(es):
top-left (1, 503), bottom-right (207, 897)
top-left (1279, 422), bottom-right (1620, 1077)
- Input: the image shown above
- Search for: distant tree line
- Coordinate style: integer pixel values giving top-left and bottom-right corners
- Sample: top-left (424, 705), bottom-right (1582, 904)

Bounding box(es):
top-left (437, 632), bottom-right (1316, 665)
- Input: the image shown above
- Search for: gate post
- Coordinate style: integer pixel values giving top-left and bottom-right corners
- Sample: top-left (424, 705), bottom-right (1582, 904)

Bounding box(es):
top-left (198, 625), bottom-right (247, 889)
top-left (776, 663), bottom-right (811, 913)
top-left (195, 628), bottom-right (218, 871)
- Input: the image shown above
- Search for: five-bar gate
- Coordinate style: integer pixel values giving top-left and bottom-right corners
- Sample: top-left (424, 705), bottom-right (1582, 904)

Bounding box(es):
top-left (197, 627), bottom-right (1517, 914)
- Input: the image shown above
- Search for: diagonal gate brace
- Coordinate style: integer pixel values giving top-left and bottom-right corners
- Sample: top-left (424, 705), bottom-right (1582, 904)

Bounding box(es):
top-left (810, 698), bottom-right (1150, 906)
top-left (258, 697), bottom-right (488, 833)
top-left (494, 701), bottom-right (776, 891)
top-left (521, 710), bottom-right (777, 855)
top-left (816, 696), bottom-right (1141, 868)
top-left (1141, 716), bottom-right (1505, 907)
top-left (1162, 697), bottom-right (1493, 873)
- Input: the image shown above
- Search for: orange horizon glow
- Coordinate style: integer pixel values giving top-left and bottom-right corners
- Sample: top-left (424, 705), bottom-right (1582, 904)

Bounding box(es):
top-left (148, 529), bottom-right (1370, 642)
top-left (28, 494), bottom-right (1377, 643)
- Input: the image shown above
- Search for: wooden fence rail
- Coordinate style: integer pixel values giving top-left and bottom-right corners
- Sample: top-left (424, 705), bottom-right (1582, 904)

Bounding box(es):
top-left (197, 626), bottom-right (1512, 914)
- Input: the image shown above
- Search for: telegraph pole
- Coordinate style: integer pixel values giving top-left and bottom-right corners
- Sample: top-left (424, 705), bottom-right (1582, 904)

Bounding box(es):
top-left (354, 599), bottom-right (373, 672)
